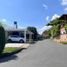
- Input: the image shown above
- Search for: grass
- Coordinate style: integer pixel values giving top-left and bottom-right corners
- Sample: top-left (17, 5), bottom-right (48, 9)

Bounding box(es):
top-left (0, 47), bottom-right (23, 58)
top-left (3, 47), bottom-right (20, 53)
top-left (60, 42), bottom-right (67, 44)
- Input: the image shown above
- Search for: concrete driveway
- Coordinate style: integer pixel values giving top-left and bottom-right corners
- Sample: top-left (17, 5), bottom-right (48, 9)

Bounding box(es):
top-left (5, 43), bottom-right (30, 48)
top-left (0, 39), bottom-right (67, 67)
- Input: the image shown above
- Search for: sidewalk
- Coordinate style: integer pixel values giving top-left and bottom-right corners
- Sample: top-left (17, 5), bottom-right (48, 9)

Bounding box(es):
top-left (5, 43), bottom-right (30, 48)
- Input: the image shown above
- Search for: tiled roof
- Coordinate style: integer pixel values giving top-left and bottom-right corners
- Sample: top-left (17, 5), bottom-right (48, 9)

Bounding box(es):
top-left (59, 14), bottom-right (67, 20)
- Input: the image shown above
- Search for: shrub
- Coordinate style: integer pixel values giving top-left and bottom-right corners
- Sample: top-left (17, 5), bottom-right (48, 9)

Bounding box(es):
top-left (0, 26), bottom-right (5, 54)
top-left (27, 27), bottom-right (38, 41)
top-left (64, 24), bottom-right (67, 33)
top-left (50, 25), bottom-right (59, 38)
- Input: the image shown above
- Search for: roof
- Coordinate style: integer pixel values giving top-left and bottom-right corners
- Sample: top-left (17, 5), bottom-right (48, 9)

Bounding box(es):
top-left (3, 24), bottom-right (25, 31)
top-left (5, 28), bottom-right (25, 31)
top-left (4, 25), bottom-right (33, 34)
top-left (59, 14), bottom-right (67, 20)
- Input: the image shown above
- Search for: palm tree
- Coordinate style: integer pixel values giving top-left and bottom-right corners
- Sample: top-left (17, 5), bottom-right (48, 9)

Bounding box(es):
top-left (14, 21), bottom-right (18, 29)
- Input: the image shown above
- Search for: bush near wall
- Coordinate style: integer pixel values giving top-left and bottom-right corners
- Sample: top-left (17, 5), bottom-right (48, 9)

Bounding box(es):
top-left (50, 25), bottom-right (59, 38)
top-left (64, 24), bottom-right (67, 33)
top-left (0, 26), bottom-right (5, 54)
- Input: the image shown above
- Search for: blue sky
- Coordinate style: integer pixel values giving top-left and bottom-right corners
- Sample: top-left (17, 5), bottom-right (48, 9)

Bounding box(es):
top-left (0, 0), bottom-right (67, 32)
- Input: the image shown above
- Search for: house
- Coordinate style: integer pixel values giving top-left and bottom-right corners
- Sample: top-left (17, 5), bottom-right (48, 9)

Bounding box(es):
top-left (42, 30), bottom-right (50, 39)
top-left (3, 23), bottom-right (33, 43)
top-left (54, 14), bottom-right (67, 42)
top-left (59, 14), bottom-right (67, 34)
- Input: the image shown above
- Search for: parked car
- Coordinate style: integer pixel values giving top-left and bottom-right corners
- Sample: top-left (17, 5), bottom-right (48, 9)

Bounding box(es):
top-left (7, 35), bottom-right (25, 43)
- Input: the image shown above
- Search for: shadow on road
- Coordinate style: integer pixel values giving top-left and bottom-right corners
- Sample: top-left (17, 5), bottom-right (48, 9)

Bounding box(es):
top-left (0, 55), bottom-right (18, 63)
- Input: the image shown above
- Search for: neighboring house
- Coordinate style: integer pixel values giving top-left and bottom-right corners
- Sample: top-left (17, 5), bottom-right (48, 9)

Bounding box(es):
top-left (3, 24), bottom-right (33, 43)
top-left (54, 14), bottom-right (67, 42)
top-left (42, 30), bottom-right (50, 39)
top-left (60, 25), bottom-right (66, 35)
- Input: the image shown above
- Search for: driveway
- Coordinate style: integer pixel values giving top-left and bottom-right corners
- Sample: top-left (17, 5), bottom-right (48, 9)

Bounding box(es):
top-left (5, 43), bottom-right (30, 48)
top-left (0, 39), bottom-right (67, 67)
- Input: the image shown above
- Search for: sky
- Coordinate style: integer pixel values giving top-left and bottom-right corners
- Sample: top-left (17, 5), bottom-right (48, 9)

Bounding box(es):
top-left (0, 0), bottom-right (67, 33)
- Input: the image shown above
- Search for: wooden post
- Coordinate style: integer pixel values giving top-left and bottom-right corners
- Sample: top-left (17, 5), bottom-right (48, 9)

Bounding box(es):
top-left (29, 32), bottom-right (33, 43)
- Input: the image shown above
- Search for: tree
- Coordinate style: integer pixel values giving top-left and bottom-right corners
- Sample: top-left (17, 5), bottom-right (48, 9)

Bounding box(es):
top-left (42, 30), bottom-right (51, 39)
top-left (50, 25), bottom-right (59, 38)
top-left (14, 21), bottom-right (18, 29)
top-left (64, 24), bottom-right (67, 33)
top-left (27, 27), bottom-right (38, 40)
top-left (46, 18), bottom-right (62, 38)
top-left (47, 18), bottom-right (59, 26)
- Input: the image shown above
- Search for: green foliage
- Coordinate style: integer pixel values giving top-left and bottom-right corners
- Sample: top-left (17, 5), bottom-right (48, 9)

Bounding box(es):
top-left (0, 48), bottom-right (22, 58)
top-left (0, 26), bottom-right (5, 54)
top-left (47, 18), bottom-right (64, 26)
top-left (50, 25), bottom-right (59, 38)
top-left (14, 21), bottom-right (18, 28)
top-left (47, 18), bottom-right (60, 26)
top-left (27, 27), bottom-right (38, 40)
top-left (64, 24), bottom-right (67, 33)
top-left (46, 18), bottom-right (64, 38)
top-left (3, 48), bottom-right (21, 53)
top-left (60, 42), bottom-right (67, 44)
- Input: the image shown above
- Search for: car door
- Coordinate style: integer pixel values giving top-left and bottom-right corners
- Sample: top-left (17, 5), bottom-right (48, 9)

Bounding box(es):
top-left (15, 36), bottom-right (20, 41)
top-left (11, 35), bottom-right (18, 41)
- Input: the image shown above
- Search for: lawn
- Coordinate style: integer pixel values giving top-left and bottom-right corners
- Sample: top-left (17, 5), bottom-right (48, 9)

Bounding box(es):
top-left (3, 47), bottom-right (21, 53)
top-left (0, 47), bottom-right (23, 58)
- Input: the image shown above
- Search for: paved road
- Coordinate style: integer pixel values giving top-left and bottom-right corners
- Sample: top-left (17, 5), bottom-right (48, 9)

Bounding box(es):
top-left (0, 39), bottom-right (67, 67)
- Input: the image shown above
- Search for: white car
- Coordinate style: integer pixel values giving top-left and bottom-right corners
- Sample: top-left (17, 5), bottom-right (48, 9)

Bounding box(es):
top-left (7, 35), bottom-right (25, 43)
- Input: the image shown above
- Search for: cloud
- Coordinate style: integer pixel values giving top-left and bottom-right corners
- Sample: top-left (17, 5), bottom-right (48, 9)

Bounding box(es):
top-left (60, 0), bottom-right (67, 11)
top-left (43, 4), bottom-right (48, 9)
top-left (61, 0), bottom-right (67, 5)
top-left (1, 19), bottom-right (7, 22)
top-left (64, 7), bottom-right (67, 10)
top-left (51, 14), bottom-right (60, 21)
top-left (46, 16), bottom-right (49, 21)
top-left (39, 26), bottom-right (52, 34)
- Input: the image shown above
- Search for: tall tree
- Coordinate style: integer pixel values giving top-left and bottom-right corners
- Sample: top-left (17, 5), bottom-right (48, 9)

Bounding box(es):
top-left (46, 18), bottom-right (61, 38)
top-left (14, 21), bottom-right (18, 29)
top-left (50, 25), bottom-right (59, 38)
top-left (27, 27), bottom-right (38, 40)
top-left (47, 18), bottom-right (60, 26)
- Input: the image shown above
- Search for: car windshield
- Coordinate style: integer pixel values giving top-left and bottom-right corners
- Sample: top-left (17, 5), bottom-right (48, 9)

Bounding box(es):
top-left (10, 35), bottom-right (19, 37)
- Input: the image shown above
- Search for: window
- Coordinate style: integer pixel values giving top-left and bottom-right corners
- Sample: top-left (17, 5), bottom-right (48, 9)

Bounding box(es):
top-left (20, 33), bottom-right (24, 38)
top-left (11, 35), bottom-right (18, 37)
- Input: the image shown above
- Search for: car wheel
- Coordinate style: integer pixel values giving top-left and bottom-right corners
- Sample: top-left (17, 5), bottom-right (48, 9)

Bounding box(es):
top-left (19, 40), bottom-right (24, 43)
